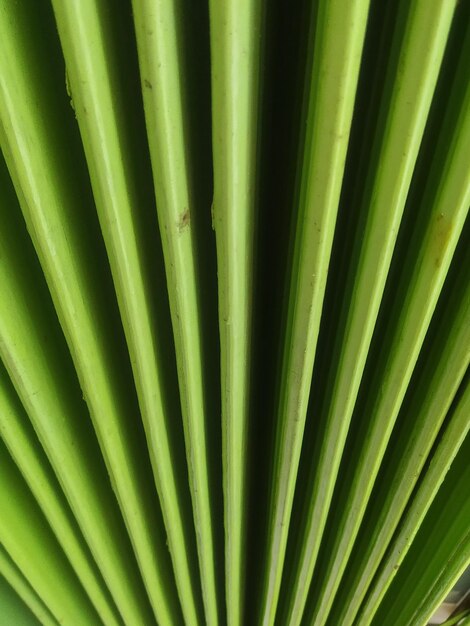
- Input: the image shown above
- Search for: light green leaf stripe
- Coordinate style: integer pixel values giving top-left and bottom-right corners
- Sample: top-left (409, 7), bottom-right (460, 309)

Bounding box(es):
top-left (258, 1), bottom-right (370, 624)
top-left (359, 381), bottom-right (470, 626)
top-left (0, 364), bottom-right (121, 626)
top-left (0, 547), bottom-right (56, 626)
top-left (51, 0), bottom-right (200, 623)
top-left (0, 3), bottom-right (157, 623)
top-left (368, 417), bottom-right (470, 626)
top-left (306, 2), bottom-right (465, 618)
top-left (0, 444), bottom-right (101, 626)
top-left (331, 256), bottom-right (470, 626)
top-left (0, 155), bottom-right (120, 625)
top-left (0, 188), bottom-right (153, 625)
top-left (330, 22), bottom-right (470, 626)
top-left (208, 1), bottom-right (264, 624)
top-left (288, 2), bottom-right (457, 625)
top-left (132, 1), bottom-right (219, 623)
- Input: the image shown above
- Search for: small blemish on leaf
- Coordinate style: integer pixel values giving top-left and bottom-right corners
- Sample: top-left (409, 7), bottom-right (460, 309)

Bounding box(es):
top-left (65, 68), bottom-right (75, 112)
top-left (177, 209), bottom-right (190, 233)
top-left (144, 79), bottom-right (153, 90)
top-left (433, 212), bottom-right (452, 268)
top-left (211, 202), bottom-right (215, 230)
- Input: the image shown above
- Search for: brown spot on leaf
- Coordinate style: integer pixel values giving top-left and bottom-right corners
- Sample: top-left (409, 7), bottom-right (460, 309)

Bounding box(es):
top-left (433, 212), bottom-right (453, 268)
top-left (177, 209), bottom-right (190, 233)
top-left (144, 79), bottom-right (152, 89)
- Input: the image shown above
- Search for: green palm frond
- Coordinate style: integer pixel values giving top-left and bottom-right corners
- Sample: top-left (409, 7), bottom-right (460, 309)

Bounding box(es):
top-left (0, 1), bottom-right (468, 625)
